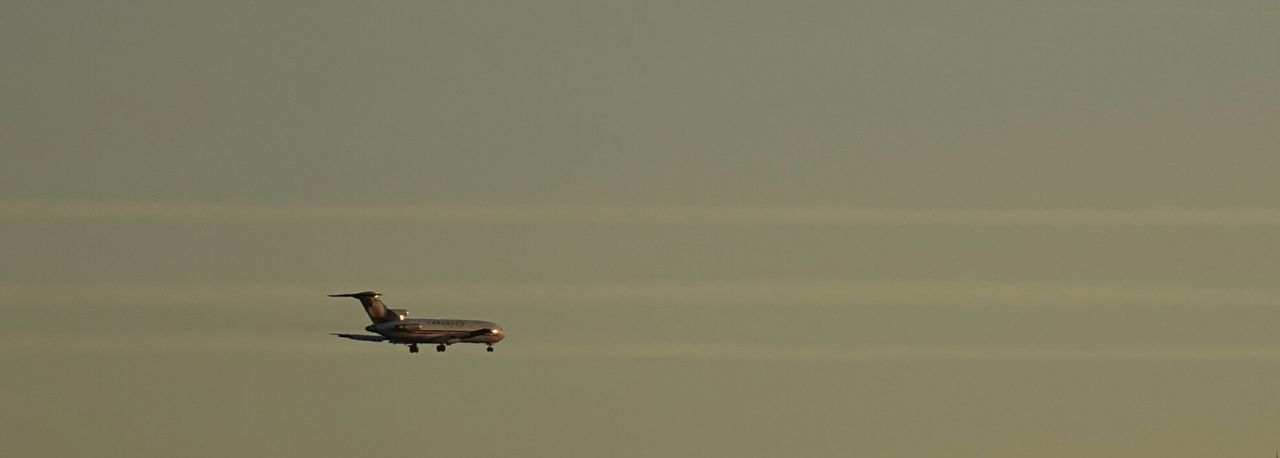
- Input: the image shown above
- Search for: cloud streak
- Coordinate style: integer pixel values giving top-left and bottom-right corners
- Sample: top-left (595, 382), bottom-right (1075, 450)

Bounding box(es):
top-left (516, 342), bottom-right (1280, 362)
top-left (4, 280), bottom-right (1278, 309)
top-left (6, 331), bottom-right (1280, 363)
top-left (5, 200), bottom-right (1280, 227)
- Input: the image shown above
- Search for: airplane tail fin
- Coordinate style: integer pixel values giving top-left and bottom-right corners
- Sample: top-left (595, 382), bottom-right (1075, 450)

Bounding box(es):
top-left (329, 291), bottom-right (397, 323)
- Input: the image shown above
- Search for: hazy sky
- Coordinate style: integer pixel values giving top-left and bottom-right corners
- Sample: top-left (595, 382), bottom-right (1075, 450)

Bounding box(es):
top-left (3, 1), bottom-right (1280, 457)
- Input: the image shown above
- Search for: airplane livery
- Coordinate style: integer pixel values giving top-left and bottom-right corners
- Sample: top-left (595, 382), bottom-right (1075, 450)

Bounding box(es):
top-left (329, 291), bottom-right (505, 354)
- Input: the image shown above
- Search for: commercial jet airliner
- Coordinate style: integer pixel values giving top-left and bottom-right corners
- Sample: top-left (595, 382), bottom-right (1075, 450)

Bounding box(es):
top-left (329, 291), bottom-right (505, 354)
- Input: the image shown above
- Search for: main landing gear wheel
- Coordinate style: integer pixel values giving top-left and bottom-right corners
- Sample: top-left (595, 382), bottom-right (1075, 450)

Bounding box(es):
top-left (487, 346), bottom-right (495, 352)
top-left (409, 344), bottom-right (419, 354)
top-left (436, 344), bottom-right (447, 352)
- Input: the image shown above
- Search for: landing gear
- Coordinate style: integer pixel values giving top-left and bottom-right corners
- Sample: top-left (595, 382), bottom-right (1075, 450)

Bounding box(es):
top-left (436, 344), bottom-right (447, 352)
top-left (408, 344), bottom-right (419, 354)
top-left (486, 345), bottom-right (495, 353)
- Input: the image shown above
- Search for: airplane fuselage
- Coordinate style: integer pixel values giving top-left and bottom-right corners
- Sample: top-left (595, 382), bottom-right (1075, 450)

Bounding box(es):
top-left (367, 319), bottom-right (505, 345)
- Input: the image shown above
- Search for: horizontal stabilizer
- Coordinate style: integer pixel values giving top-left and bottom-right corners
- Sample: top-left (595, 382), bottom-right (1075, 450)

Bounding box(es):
top-left (332, 333), bottom-right (387, 342)
top-left (328, 291), bottom-right (381, 298)
top-left (328, 291), bottom-right (398, 324)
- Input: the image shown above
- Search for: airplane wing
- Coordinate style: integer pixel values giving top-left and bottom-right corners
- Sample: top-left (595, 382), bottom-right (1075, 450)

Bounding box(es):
top-left (332, 333), bottom-right (388, 342)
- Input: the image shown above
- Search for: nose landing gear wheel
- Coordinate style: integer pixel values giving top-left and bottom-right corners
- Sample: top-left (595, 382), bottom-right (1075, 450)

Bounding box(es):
top-left (486, 346), bottom-right (494, 352)
top-left (436, 344), bottom-right (447, 352)
top-left (409, 344), bottom-right (419, 354)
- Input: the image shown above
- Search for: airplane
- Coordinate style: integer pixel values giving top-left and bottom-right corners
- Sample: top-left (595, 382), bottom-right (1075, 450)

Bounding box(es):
top-left (329, 291), bottom-right (505, 354)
